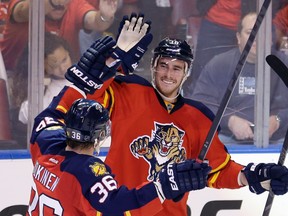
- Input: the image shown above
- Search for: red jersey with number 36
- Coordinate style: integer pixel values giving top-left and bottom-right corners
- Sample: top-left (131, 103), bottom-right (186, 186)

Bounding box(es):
top-left (27, 86), bottom-right (163, 216)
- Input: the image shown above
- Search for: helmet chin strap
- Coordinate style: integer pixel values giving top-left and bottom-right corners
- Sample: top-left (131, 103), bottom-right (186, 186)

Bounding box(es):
top-left (151, 79), bottom-right (179, 102)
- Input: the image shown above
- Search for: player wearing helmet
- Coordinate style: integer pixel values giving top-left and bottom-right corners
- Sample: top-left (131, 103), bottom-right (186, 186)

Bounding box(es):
top-left (27, 36), bottom-right (211, 216)
top-left (151, 37), bottom-right (193, 102)
top-left (65, 98), bottom-right (111, 155)
top-left (63, 13), bottom-right (288, 216)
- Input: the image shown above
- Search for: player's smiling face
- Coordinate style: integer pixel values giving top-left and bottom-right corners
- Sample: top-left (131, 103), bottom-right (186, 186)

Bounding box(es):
top-left (154, 57), bottom-right (186, 98)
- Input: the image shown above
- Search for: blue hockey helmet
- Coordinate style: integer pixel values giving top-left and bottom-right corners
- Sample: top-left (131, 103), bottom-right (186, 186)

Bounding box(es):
top-left (152, 37), bottom-right (193, 75)
top-left (65, 99), bottom-right (110, 143)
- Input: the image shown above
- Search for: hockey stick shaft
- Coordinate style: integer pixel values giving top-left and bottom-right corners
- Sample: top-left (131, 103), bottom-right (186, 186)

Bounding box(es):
top-left (262, 55), bottom-right (288, 216)
top-left (266, 55), bottom-right (288, 88)
top-left (198, 0), bottom-right (272, 161)
top-left (262, 131), bottom-right (288, 216)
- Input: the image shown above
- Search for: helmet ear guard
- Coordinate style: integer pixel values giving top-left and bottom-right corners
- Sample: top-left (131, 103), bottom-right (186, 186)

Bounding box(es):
top-left (65, 99), bottom-right (110, 144)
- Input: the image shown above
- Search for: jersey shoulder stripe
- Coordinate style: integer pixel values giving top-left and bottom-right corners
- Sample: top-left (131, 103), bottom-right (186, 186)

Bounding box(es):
top-left (183, 97), bottom-right (216, 123)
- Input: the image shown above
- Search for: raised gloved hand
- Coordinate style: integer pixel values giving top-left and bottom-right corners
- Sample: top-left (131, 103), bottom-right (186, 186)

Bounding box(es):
top-left (111, 13), bottom-right (153, 74)
top-left (65, 36), bottom-right (120, 94)
top-left (156, 160), bottom-right (211, 201)
top-left (242, 163), bottom-right (288, 195)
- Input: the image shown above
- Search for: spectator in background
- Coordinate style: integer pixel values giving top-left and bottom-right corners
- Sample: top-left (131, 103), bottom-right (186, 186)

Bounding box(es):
top-left (11, 33), bottom-right (74, 146)
top-left (1, 0), bottom-right (117, 116)
top-left (0, 0), bottom-right (118, 73)
top-left (183, 0), bottom-right (244, 93)
top-left (19, 32), bottom-right (74, 124)
top-left (183, 0), bottom-right (286, 94)
top-left (189, 12), bottom-right (288, 144)
top-left (17, 32), bottom-right (74, 125)
top-left (273, 3), bottom-right (288, 49)
top-left (42, 33), bottom-right (75, 108)
top-left (79, 0), bottom-right (121, 55)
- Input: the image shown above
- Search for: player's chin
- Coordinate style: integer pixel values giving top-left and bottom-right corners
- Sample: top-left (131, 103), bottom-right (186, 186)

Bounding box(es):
top-left (160, 87), bottom-right (178, 97)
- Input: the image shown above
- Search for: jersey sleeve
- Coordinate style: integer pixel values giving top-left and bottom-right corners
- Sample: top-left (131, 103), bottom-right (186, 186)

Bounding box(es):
top-left (186, 100), bottom-right (244, 189)
top-left (205, 133), bottom-right (244, 189)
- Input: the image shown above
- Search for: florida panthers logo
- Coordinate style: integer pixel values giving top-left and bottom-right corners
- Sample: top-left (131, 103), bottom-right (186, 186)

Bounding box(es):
top-left (130, 122), bottom-right (186, 181)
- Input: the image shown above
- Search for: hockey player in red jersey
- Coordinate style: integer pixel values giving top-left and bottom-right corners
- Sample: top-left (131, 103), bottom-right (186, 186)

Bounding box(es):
top-left (27, 36), bottom-right (212, 216)
top-left (64, 14), bottom-right (288, 216)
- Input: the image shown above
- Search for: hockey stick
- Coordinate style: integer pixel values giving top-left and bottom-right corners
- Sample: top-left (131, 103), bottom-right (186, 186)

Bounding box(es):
top-left (266, 55), bottom-right (288, 87)
top-left (198, 0), bottom-right (272, 161)
top-left (262, 55), bottom-right (288, 216)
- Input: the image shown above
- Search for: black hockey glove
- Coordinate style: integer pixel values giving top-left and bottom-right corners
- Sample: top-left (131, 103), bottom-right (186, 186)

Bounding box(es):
top-left (158, 160), bottom-right (211, 201)
top-left (65, 36), bottom-right (120, 94)
top-left (111, 13), bottom-right (153, 74)
top-left (242, 163), bottom-right (288, 195)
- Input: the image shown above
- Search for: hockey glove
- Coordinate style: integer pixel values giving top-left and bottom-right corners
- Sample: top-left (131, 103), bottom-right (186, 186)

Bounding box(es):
top-left (111, 13), bottom-right (153, 74)
top-left (158, 160), bottom-right (211, 201)
top-left (65, 36), bottom-right (120, 94)
top-left (242, 163), bottom-right (288, 195)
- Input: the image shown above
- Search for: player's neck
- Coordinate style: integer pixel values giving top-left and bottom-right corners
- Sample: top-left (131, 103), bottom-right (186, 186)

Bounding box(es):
top-left (65, 146), bottom-right (94, 156)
